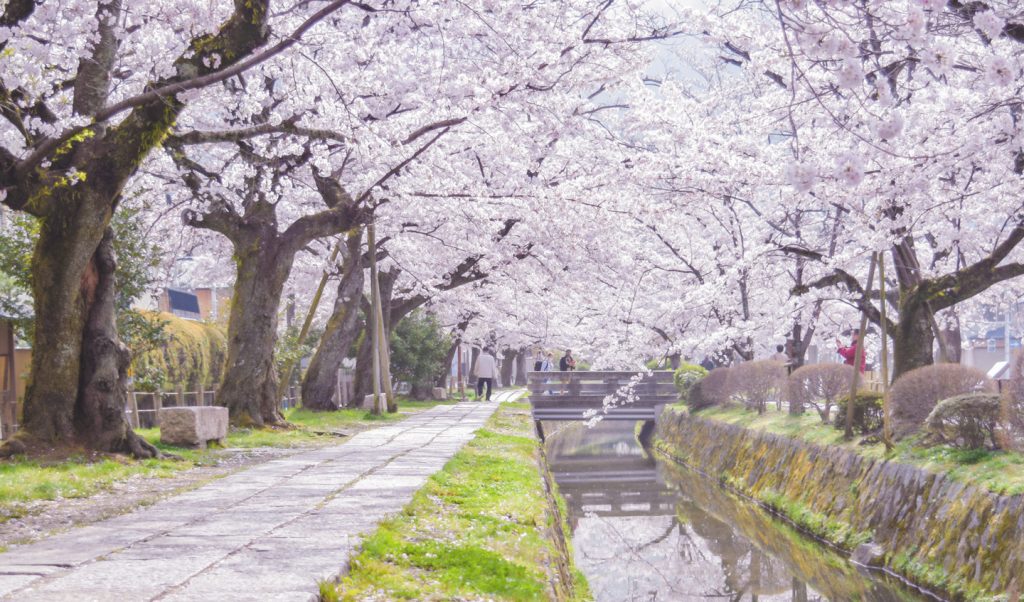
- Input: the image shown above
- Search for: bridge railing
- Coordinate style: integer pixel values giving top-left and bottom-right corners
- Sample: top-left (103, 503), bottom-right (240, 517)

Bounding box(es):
top-left (527, 370), bottom-right (677, 422)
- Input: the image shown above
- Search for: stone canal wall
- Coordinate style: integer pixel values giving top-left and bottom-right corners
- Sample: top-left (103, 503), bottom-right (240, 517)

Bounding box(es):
top-left (656, 410), bottom-right (1024, 601)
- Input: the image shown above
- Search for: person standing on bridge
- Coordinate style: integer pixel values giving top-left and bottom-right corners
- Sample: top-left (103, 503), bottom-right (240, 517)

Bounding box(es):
top-left (474, 348), bottom-right (497, 401)
top-left (559, 349), bottom-right (576, 371)
top-left (558, 349), bottom-right (576, 396)
top-left (541, 352), bottom-right (555, 395)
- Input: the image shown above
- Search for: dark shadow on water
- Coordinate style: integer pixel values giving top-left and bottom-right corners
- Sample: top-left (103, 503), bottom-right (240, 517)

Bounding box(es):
top-left (546, 421), bottom-right (930, 602)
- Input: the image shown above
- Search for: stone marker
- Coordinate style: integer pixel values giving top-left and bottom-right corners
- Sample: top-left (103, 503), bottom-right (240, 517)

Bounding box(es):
top-left (159, 407), bottom-right (228, 448)
top-left (431, 387), bottom-right (448, 400)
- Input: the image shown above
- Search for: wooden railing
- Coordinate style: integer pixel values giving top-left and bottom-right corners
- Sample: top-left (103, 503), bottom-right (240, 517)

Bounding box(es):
top-left (127, 387), bottom-right (218, 429)
top-left (527, 370), bottom-right (676, 422)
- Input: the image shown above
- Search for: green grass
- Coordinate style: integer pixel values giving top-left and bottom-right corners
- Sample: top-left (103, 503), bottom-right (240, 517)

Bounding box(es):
top-left (694, 405), bottom-right (1024, 496)
top-left (0, 397), bottom-right (459, 522)
top-left (0, 454), bottom-right (204, 521)
top-left (327, 402), bottom-right (589, 602)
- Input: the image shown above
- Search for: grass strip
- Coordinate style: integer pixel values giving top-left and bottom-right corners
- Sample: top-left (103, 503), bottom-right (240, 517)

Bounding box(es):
top-left (325, 401), bottom-right (590, 602)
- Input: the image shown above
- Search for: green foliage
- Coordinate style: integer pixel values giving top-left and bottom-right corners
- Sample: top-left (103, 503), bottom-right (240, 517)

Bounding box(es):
top-left (130, 312), bottom-right (226, 390)
top-left (275, 324), bottom-right (323, 385)
top-left (757, 488), bottom-right (873, 550)
top-left (390, 310), bottom-right (451, 396)
top-left (925, 393), bottom-right (1001, 450)
top-left (0, 207), bottom-right (164, 352)
top-left (0, 213), bottom-right (35, 337)
top-left (833, 390), bottom-right (885, 435)
top-left (673, 362), bottom-right (708, 402)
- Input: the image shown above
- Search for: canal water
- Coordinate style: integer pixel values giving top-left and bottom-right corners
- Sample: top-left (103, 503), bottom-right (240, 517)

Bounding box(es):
top-left (546, 421), bottom-right (932, 602)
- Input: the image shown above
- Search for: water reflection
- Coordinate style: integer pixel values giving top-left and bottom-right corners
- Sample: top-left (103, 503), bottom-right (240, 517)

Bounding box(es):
top-left (546, 421), bottom-right (928, 602)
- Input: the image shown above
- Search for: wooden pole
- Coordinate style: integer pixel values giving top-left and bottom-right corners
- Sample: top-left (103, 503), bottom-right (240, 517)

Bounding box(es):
top-left (128, 391), bottom-right (141, 429)
top-left (368, 221), bottom-right (384, 415)
top-left (878, 253), bottom-right (893, 450)
top-left (376, 299), bottom-right (396, 412)
top-left (845, 252), bottom-right (877, 440)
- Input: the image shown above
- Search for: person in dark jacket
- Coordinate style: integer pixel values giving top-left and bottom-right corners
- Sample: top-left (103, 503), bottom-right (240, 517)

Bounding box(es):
top-left (559, 349), bottom-right (576, 371)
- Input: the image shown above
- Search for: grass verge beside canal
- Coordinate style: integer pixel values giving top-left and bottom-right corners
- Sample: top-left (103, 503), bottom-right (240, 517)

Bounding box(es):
top-left (0, 399), bottom-right (456, 521)
top-left (324, 401), bottom-right (590, 602)
top-left (696, 404), bottom-right (1024, 496)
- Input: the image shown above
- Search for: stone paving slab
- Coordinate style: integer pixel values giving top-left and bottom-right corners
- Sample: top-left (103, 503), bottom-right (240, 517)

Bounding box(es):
top-left (0, 401), bottom-right (498, 601)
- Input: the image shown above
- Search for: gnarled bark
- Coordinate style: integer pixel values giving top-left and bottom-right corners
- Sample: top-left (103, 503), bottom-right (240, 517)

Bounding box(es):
top-left (1, 1), bottom-right (272, 457)
top-left (301, 231), bottom-right (365, 410)
top-left (216, 233), bottom-right (292, 426)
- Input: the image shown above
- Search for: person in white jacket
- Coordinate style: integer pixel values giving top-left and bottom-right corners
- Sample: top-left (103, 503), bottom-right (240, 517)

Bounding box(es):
top-left (473, 348), bottom-right (497, 401)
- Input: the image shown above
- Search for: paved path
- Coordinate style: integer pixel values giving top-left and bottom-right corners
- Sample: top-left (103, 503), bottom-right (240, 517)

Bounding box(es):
top-left (0, 402), bottom-right (498, 601)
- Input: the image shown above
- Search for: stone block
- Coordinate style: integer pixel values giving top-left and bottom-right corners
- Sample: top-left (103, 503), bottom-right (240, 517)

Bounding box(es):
top-left (159, 407), bottom-right (228, 448)
top-left (851, 542), bottom-right (885, 567)
top-left (431, 387), bottom-right (448, 400)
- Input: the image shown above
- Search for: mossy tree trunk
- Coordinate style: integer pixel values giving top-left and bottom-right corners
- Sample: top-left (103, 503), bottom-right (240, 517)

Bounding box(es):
top-left (185, 180), bottom-right (362, 426)
top-left (0, 0), bottom-right (271, 456)
top-left (301, 231), bottom-right (365, 410)
top-left (500, 348), bottom-right (517, 386)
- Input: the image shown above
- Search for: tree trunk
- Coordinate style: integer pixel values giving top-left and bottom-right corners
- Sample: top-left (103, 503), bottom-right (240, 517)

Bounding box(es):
top-left (15, 223), bottom-right (157, 457)
top-left (216, 237), bottom-right (292, 426)
top-left (942, 309), bottom-right (963, 363)
top-left (515, 346), bottom-right (529, 384)
top-left (301, 233), bottom-right (365, 410)
top-left (893, 301), bottom-right (934, 380)
top-left (500, 348), bottom-right (517, 386)
top-left (77, 232), bottom-right (158, 456)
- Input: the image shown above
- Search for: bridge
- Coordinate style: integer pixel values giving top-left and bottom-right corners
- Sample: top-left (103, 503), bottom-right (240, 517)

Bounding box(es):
top-left (527, 370), bottom-right (676, 439)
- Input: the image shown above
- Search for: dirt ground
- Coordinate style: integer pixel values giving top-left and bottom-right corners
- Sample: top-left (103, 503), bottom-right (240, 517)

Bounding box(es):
top-left (0, 447), bottom-right (297, 550)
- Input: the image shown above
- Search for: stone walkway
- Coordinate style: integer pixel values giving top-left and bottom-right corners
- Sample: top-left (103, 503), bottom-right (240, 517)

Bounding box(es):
top-left (0, 401), bottom-right (500, 601)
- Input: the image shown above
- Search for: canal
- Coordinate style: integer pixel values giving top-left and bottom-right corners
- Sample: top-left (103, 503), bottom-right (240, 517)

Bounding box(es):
top-left (546, 421), bottom-right (932, 602)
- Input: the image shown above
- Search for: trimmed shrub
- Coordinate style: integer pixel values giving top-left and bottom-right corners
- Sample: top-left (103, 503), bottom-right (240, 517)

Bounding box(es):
top-left (699, 367), bottom-right (733, 408)
top-left (833, 390), bottom-right (884, 435)
top-left (131, 311), bottom-right (227, 391)
top-left (925, 393), bottom-right (1001, 450)
top-left (685, 379), bottom-right (715, 412)
top-left (729, 360), bottom-right (787, 414)
top-left (890, 364), bottom-right (994, 438)
top-left (787, 363), bottom-right (856, 423)
top-left (674, 362), bottom-right (708, 401)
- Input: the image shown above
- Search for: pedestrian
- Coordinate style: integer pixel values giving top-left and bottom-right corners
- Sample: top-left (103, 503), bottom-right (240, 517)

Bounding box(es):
top-left (836, 330), bottom-right (866, 373)
top-left (474, 347), bottom-right (496, 401)
top-left (541, 352), bottom-right (555, 395)
top-left (770, 344), bottom-right (789, 363)
top-left (559, 349), bottom-right (576, 371)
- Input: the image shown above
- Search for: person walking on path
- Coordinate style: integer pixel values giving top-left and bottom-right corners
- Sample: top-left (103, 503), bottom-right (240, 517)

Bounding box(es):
top-left (474, 348), bottom-right (497, 401)
top-left (837, 330), bottom-right (866, 373)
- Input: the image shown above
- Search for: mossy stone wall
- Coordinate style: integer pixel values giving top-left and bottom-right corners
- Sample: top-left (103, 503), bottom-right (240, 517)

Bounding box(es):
top-left (656, 410), bottom-right (1024, 601)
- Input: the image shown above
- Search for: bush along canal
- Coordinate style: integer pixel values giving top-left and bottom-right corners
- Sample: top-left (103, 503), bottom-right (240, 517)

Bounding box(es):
top-left (547, 420), bottom-right (932, 602)
top-left (325, 401), bottom-right (589, 602)
top-left (655, 408), bottom-right (1024, 602)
